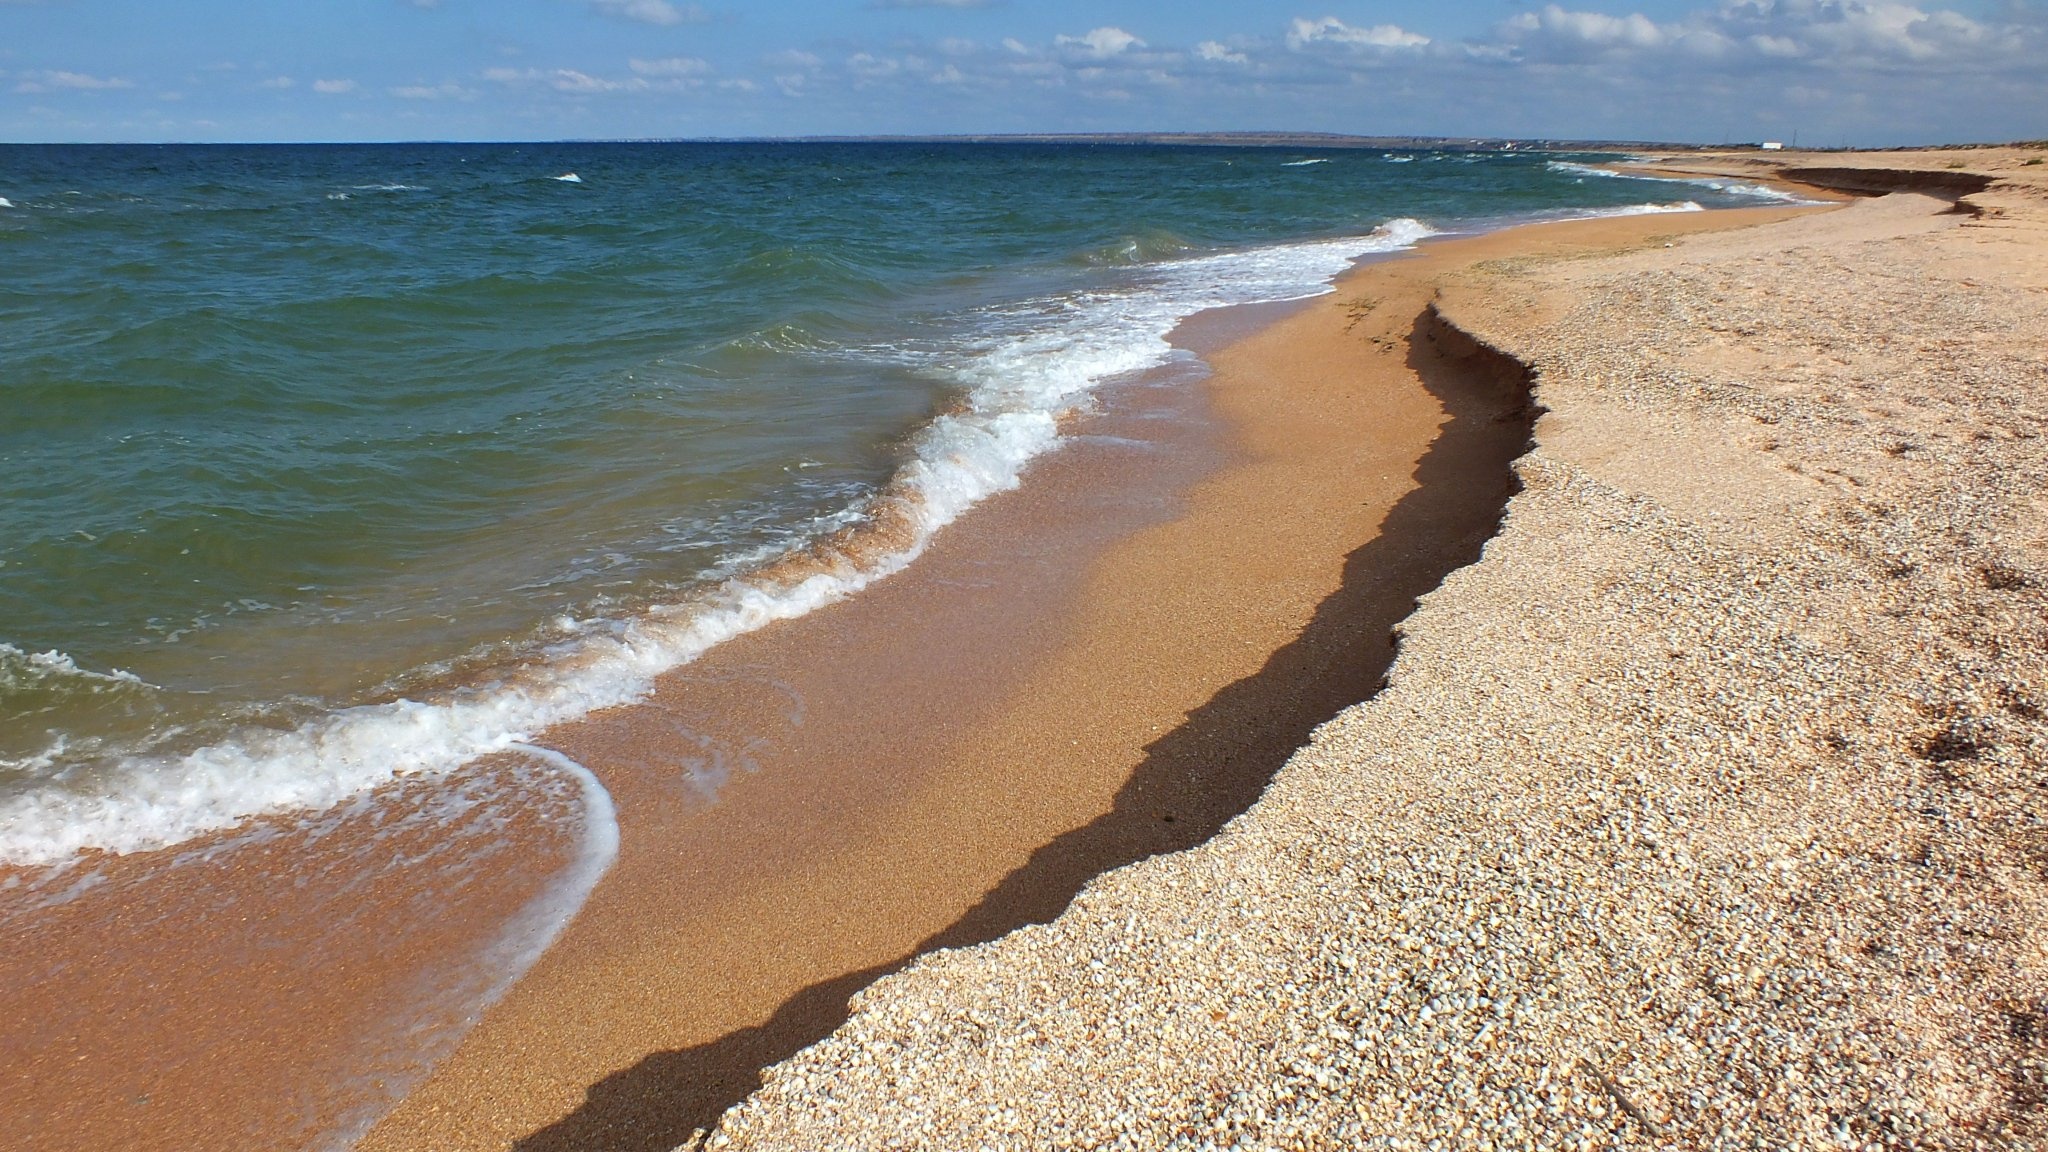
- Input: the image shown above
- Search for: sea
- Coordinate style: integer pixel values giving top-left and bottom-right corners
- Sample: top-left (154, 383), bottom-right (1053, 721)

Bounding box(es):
top-left (0, 141), bottom-right (1805, 1146)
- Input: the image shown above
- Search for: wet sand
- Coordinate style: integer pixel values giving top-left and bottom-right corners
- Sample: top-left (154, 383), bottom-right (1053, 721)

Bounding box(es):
top-left (0, 757), bottom-right (591, 1152)
top-left (359, 204), bottom-right (1814, 1152)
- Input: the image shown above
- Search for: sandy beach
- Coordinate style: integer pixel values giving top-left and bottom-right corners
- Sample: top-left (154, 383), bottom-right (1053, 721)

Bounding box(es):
top-left (34, 148), bottom-right (2038, 1152)
top-left (344, 194), bottom-right (1845, 1150)
top-left (3, 0), bottom-right (2044, 1138)
top-left (640, 150), bottom-right (2048, 1149)
top-left (359, 189), bottom-right (1812, 1152)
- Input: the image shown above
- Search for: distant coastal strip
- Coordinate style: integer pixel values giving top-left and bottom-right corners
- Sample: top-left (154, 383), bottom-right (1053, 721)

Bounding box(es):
top-left (684, 149), bottom-right (2048, 1149)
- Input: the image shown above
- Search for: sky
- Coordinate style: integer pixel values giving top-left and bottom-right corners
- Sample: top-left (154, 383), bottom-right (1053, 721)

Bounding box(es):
top-left (1, 0), bottom-right (2042, 146)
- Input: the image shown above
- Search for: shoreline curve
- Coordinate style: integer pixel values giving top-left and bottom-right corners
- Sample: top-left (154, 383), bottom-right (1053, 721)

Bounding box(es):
top-left (691, 152), bottom-right (2048, 1149)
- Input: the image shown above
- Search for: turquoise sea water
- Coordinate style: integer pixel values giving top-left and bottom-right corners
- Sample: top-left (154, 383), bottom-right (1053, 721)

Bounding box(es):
top-left (0, 142), bottom-right (1799, 862)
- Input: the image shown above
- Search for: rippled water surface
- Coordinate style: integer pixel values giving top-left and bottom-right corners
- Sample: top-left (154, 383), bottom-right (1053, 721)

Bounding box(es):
top-left (0, 141), bottom-right (1788, 860)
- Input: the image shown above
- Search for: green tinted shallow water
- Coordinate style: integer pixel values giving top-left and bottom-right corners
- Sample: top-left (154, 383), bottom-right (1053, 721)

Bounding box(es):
top-left (0, 141), bottom-right (1791, 855)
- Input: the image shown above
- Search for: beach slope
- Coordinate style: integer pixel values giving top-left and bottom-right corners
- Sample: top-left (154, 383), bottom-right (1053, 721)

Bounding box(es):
top-left (696, 152), bottom-right (2048, 1148)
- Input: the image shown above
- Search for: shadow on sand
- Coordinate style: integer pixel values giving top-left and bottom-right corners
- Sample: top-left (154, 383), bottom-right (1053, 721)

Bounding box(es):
top-left (513, 305), bottom-right (1537, 1152)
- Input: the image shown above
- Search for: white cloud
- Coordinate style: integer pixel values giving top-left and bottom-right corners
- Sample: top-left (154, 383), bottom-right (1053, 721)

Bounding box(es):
top-left (1056, 27), bottom-right (1144, 58)
top-left (1750, 33), bottom-right (1804, 58)
top-left (589, 0), bottom-right (707, 26)
top-left (312, 78), bottom-right (358, 94)
top-left (426, 1), bottom-right (2033, 138)
top-left (390, 81), bottom-right (475, 100)
top-left (1712, 0), bottom-right (1996, 63)
top-left (1287, 17), bottom-right (1430, 50)
top-left (258, 76), bottom-right (295, 89)
top-left (551, 69), bottom-right (620, 91)
top-left (629, 56), bottom-right (711, 75)
top-left (1499, 6), bottom-right (1667, 54)
top-left (487, 66), bottom-right (652, 92)
top-left (1195, 40), bottom-right (1249, 64)
top-left (14, 70), bottom-right (135, 93)
top-left (847, 52), bottom-right (902, 78)
top-left (1484, 2), bottom-right (2016, 68)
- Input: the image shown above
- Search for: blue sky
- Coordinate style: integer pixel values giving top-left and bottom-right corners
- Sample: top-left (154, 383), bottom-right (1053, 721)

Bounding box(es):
top-left (1, 0), bottom-right (2041, 144)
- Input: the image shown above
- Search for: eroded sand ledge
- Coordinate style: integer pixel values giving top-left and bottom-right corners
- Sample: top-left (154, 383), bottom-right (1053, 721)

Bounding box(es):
top-left (693, 152), bottom-right (2048, 1149)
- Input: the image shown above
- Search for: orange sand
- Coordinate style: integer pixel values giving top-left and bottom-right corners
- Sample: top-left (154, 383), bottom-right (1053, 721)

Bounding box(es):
top-left (360, 204), bottom-right (1817, 1152)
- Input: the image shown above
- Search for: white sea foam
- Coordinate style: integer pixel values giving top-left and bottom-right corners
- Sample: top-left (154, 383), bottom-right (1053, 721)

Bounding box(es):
top-left (1584, 201), bottom-right (1706, 217)
top-left (1548, 159), bottom-right (1821, 204)
top-left (490, 746), bottom-right (617, 968)
top-left (0, 737), bottom-right (69, 778)
top-left (1283, 158), bottom-right (1331, 167)
top-left (1689, 178), bottom-right (1810, 203)
top-left (1548, 160), bottom-right (1621, 179)
top-left (553, 172), bottom-right (583, 183)
top-left (0, 218), bottom-right (1440, 867)
top-left (352, 183), bottom-right (428, 192)
top-left (0, 643), bottom-right (149, 693)
top-left (302, 742), bottom-right (620, 1152)
top-left (0, 197), bottom-right (14, 209)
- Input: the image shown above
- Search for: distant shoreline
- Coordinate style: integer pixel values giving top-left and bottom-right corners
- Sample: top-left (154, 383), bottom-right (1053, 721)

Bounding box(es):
top-left (13, 134), bottom-right (2042, 152)
top-left (19, 133), bottom-right (2022, 152)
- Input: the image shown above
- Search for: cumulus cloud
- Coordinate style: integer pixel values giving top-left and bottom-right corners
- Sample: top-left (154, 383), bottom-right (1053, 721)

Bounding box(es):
top-left (1055, 27), bottom-right (1144, 58)
top-left (390, 81), bottom-right (475, 99)
top-left (629, 55), bottom-right (711, 75)
top-left (588, 0), bottom-right (707, 26)
top-left (1287, 16), bottom-right (1430, 50)
top-left (1485, 2), bottom-right (2018, 68)
top-left (486, 66), bottom-right (648, 92)
top-left (14, 70), bottom-right (135, 93)
top-left (847, 52), bottom-right (902, 78)
top-left (549, 69), bottom-right (621, 92)
top-left (1709, 0), bottom-right (1998, 63)
top-left (1195, 40), bottom-right (1250, 64)
top-left (312, 78), bottom-right (358, 94)
top-left (344, 1), bottom-right (2033, 142)
top-left (1495, 6), bottom-right (1670, 60)
top-left (762, 49), bottom-right (821, 97)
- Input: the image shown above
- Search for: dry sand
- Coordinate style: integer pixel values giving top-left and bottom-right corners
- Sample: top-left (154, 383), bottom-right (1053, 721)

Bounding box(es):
top-left (687, 151), bottom-right (2048, 1149)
